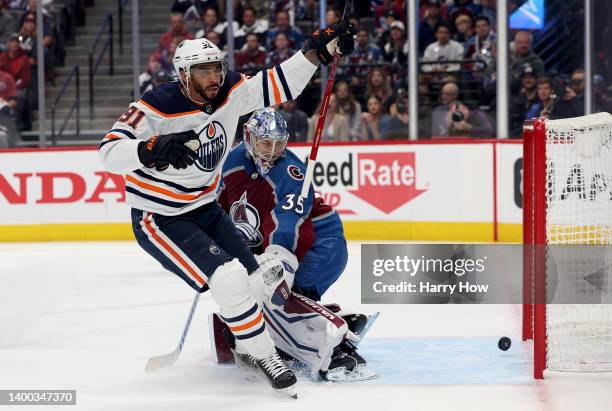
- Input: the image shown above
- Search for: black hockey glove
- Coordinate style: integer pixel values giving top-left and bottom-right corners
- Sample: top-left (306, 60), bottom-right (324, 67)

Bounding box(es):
top-left (305, 20), bottom-right (356, 65)
top-left (138, 131), bottom-right (200, 170)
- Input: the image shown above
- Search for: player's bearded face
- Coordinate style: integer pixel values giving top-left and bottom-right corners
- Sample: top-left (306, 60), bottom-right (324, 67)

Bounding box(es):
top-left (190, 63), bottom-right (222, 100)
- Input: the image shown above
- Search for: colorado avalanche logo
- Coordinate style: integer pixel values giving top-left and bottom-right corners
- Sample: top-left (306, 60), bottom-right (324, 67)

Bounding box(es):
top-left (287, 165), bottom-right (304, 181)
top-left (195, 121), bottom-right (227, 172)
top-left (229, 192), bottom-right (263, 247)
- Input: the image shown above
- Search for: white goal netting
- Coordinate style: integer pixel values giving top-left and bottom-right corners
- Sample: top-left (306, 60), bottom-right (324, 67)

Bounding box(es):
top-left (546, 113), bottom-right (612, 371)
top-left (544, 112), bottom-right (612, 372)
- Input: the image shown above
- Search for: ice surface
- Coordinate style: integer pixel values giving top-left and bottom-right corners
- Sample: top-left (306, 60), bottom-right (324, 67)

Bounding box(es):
top-left (1, 241), bottom-right (611, 411)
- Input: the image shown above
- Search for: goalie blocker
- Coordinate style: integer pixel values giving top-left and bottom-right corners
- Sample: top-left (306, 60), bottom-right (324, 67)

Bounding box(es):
top-left (209, 293), bottom-right (378, 382)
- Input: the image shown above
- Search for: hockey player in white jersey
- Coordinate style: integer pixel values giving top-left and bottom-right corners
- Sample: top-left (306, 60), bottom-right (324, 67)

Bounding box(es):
top-left (98, 19), bottom-right (355, 397)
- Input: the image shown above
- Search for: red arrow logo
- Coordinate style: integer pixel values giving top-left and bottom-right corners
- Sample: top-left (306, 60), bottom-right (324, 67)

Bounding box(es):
top-left (348, 152), bottom-right (427, 214)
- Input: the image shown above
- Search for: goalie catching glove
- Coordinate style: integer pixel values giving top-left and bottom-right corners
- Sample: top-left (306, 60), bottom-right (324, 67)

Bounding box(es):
top-left (305, 20), bottom-right (357, 65)
top-left (250, 245), bottom-right (298, 308)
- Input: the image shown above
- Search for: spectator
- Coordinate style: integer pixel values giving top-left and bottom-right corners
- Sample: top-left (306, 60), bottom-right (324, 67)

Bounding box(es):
top-left (360, 94), bottom-right (389, 140)
top-left (510, 31), bottom-right (544, 92)
top-left (158, 12), bottom-right (193, 53)
top-left (346, 28), bottom-right (381, 97)
top-left (235, 33), bottom-right (266, 71)
top-left (380, 88), bottom-right (409, 140)
top-left (464, 15), bottom-right (496, 72)
top-left (160, 36), bottom-right (183, 77)
top-left (267, 10), bottom-right (304, 50)
top-left (550, 69), bottom-right (585, 119)
top-left (418, 0), bottom-right (444, 56)
top-left (171, 0), bottom-right (219, 16)
top-left (0, 87), bottom-right (19, 147)
top-left (432, 81), bottom-right (494, 137)
top-left (452, 13), bottom-right (473, 46)
top-left (0, 70), bottom-right (16, 102)
top-left (266, 32), bottom-right (295, 66)
top-left (205, 30), bottom-right (223, 53)
top-left (0, 34), bottom-right (31, 91)
top-left (194, 7), bottom-right (223, 39)
top-left (422, 22), bottom-right (464, 73)
top-left (593, 75), bottom-right (612, 113)
top-left (365, 67), bottom-right (392, 108)
top-left (139, 53), bottom-right (164, 95)
top-left (376, 10), bottom-right (400, 50)
top-left (448, 0), bottom-right (482, 23)
top-left (0, 4), bottom-right (19, 50)
top-left (526, 77), bottom-right (555, 120)
top-left (510, 64), bottom-right (539, 137)
top-left (382, 20), bottom-right (408, 85)
top-left (308, 94), bottom-right (350, 142)
top-left (18, 11), bottom-right (55, 76)
top-left (326, 7), bottom-right (341, 26)
top-left (278, 100), bottom-right (309, 142)
top-left (334, 80), bottom-right (362, 140)
top-left (234, 6), bottom-right (268, 50)
top-left (375, 1), bottom-right (405, 30)
top-left (0, 34), bottom-right (31, 130)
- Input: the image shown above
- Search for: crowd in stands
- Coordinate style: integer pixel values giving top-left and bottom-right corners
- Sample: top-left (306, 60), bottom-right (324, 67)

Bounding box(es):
top-left (0, 0), bottom-right (78, 146)
top-left (141, 0), bottom-right (611, 142)
top-left (1, 0), bottom-right (610, 146)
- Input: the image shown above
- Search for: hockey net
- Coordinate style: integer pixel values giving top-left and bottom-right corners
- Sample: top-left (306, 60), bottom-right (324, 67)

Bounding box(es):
top-left (523, 112), bottom-right (612, 379)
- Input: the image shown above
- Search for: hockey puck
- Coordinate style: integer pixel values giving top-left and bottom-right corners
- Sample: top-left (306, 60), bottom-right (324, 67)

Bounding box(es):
top-left (498, 336), bottom-right (511, 351)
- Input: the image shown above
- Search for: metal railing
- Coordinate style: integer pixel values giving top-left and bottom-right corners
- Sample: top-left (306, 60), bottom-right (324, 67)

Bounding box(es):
top-left (51, 65), bottom-right (80, 145)
top-left (89, 13), bottom-right (114, 119)
top-left (118, 0), bottom-right (129, 55)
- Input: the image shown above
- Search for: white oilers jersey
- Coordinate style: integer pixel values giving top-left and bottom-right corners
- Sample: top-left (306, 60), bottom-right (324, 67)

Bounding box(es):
top-left (98, 51), bottom-right (317, 216)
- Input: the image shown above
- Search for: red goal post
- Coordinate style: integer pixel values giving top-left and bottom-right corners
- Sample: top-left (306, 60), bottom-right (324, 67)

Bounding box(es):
top-left (522, 113), bottom-right (612, 379)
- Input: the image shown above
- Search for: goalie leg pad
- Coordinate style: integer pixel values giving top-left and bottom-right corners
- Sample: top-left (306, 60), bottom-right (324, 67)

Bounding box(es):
top-left (208, 259), bottom-right (274, 359)
top-left (263, 292), bottom-right (348, 377)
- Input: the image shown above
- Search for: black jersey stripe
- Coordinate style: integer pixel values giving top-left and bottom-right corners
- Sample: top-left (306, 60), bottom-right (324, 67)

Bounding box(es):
top-left (109, 128), bottom-right (136, 139)
top-left (222, 303), bottom-right (259, 323)
top-left (274, 65), bottom-right (293, 101)
top-left (234, 323), bottom-right (266, 340)
top-left (262, 68), bottom-right (270, 107)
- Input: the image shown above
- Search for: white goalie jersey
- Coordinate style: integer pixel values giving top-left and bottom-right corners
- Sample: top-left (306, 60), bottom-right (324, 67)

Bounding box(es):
top-left (98, 51), bottom-right (317, 216)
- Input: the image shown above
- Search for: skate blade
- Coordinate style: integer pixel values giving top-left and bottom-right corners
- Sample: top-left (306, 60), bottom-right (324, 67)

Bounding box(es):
top-left (279, 385), bottom-right (298, 399)
top-left (325, 365), bottom-right (379, 383)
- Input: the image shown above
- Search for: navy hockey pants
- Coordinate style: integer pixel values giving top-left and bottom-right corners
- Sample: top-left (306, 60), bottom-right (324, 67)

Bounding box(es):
top-left (131, 201), bottom-right (259, 292)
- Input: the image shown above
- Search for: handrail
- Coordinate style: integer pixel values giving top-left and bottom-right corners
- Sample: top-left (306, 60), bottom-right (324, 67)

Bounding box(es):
top-left (118, 0), bottom-right (129, 55)
top-left (89, 13), bottom-right (114, 120)
top-left (51, 65), bottom-right (80, 144)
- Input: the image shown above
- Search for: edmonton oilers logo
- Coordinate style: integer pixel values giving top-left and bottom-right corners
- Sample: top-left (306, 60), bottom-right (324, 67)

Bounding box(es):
top-left (195, 121), bottom-right (227, 172)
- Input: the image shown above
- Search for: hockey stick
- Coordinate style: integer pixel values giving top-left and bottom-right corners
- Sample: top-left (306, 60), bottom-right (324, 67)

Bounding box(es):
top-left (145, 292), bottom-right (200, 372)
top-left (300, 0), bottom-right (353, 198)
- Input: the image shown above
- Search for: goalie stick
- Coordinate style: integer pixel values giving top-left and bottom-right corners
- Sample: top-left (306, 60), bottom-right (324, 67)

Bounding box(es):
top-left (145, 292), bottom-right (200, 372)
top-left (300, 0), bottom-right (353, 198)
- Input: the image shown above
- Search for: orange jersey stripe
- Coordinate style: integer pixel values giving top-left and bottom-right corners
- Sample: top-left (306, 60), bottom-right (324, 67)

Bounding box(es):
top-left (268, 69), bottom-right (281, 105)
top-left (143, 213), bottom-right (206, 285)
top-left (139, 100), bottom-right (201, 118)
top-left (104, 133), bottom-right (122, 140)
top-left (229, 311), bottom-right (264, 332)
top-left (126, 174), bottom-right (219, 201)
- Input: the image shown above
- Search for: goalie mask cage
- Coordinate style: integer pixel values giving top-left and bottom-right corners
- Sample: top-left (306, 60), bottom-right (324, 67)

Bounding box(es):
top-left (522, 112), bottom-right (612, 379)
